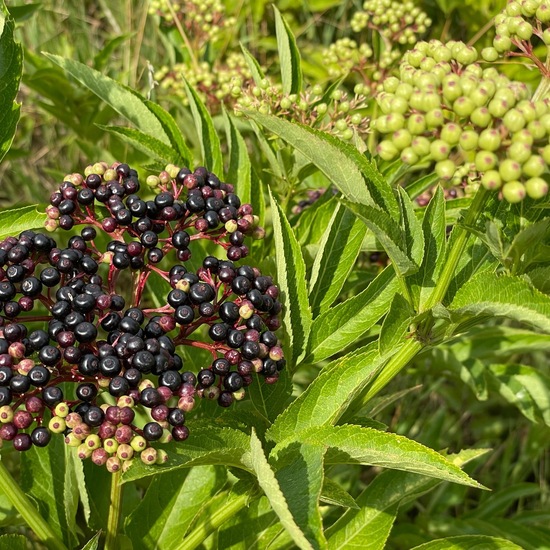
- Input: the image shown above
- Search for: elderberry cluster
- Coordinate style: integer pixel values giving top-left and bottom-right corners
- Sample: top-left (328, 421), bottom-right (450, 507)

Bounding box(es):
top-left (373, 39), bottom-right (550, 202)
top-left (0, 162), bottom-right (284, 472)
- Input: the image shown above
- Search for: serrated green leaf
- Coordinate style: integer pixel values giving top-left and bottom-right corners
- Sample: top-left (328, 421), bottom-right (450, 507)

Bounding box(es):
top-left (20, 433), bottom-right (78, 547)
top-left (245, 112), bottom-right (398, 215)
top-left (125, 466), bottom-right (227, 550)
top-left (273, 6), bottom-right (302, 95)
top-left (268, 343), bottom-right (385, 445)
top-left (320, 478), bottom-right (359, 510)
top-left (398, 187), bottom-right (424, 269)
top-left (81, 532), bottom-right (101, 550)
top-left (183, 77), bottom-right (223, 175)
top-left (405, 172), bottom-right (440, 200)
top-left (410, 535), bottom-right (524, 550)
top-left (122, 424), bottom-right (251, 483)
top-left (450, 272), bottom-right (550, 333)
top-left (222, 108), bottom-right (251, 204)
top-left (0, 534), bottom-right (26, 550)
top-left (0, 205), bottom-right (47, 240)
top-left (97, 125), bottom-right (178, 163)
top-left (240, 42), bottom-right (266, 86)
top-left (143, 101), bottom-right (193, 165)
top-left (249, 430), bottom-right (314, 550)
top-left (0, 1), bottom-right (22, 164)
top-left (269, 189), bottom-right (312, 367)
top-left (249, 364), bottom-right (293, 423)
top-left (379, 293), bottom-right (413, 356)
top-left (309, 203), bottom-right (367, 317)
top-left (273, 442), bottom-right (327, 549)
top-left (305, 267), bottom-right (398, 362)
top-left (409, 187), bottom-right (447, 311)
top-left (525, 265), bottom-right (550, 294)
top-left (326, 448), bottom-right (490, 550)
top-left (43, 53), bottom-right (170, 144)
top-left (341, 199), bottom-right (417, 275)
top-left (281, 425), bottom-right (484, 488)
top-left (487, 363), bottom-right (550, 425)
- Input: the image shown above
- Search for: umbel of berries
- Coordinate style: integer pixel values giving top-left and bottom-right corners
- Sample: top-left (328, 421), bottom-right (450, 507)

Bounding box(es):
top-left (0, 162), bottom-right (284, 472)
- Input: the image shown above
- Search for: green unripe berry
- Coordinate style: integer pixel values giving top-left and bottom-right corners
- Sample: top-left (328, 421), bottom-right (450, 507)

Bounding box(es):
top-left (335, 119), bottom-right (348, 132)
top-left (459, 130), bottom-right (479, 151)
top-left (456, 46), bottom-right (478, 65)
top-left (470, 107), bottom-right (492, 128)
top-left (49, 416), bottom-right (66, 433)
top-left (280, 97), bottom-right (292, 110)
top-left (383, 77), bottom-right (400, 93)
top-left (475, 150), bottom-right (498, 171)
top-left (441, 123), bottom-right (462, 145)
top-left (453, 96), bottom-right (476, 117)
top-left (423, 91), bottom-right (443, 111)
top-left (481, 47), bottom-right (499, 62)
top-left (117, 444), bottom-right (134, 461)
top-left (54, 402), bottom-right (69, 418)
top-left (541, 144), bottom-right (550, 164)
top-left (426, 109), bottom-right (444, 128)
top-left (502, 108), bottom-right (526, 132)
top-left (525, 177), bottom-right (549, 198)
top-left (430, 139), bottom-right (452, 161)
top-left (478, 128), bottom-right (502, 151)
top-left (400, 147), bottom-right (419, 164)
top-left (0, 406), bottom-right (13, 423)
top-left (536, 2), bottom-right (550, 22)
top-left (512, 129), bottom-right (534, 145)
top-left (390, 96), bottom-right (409, 114)
top-left (411, 137), bottom-right (431, 157)
top-left (64, 432), bottom-right (81, 447)
top-left (342, 129), bottom-right (354, 140)
top-left (502, 181), bottom-right (526, 202)
top-left (85, 434), bottom-right (101, 451)
top-left (140, 448), bottom-right (158, 465)
top-left (312, 84), bottom-right (323, 96)
top-left (106, 456), bottom-right (122, 473)
top-left (377, 140), bottom-right (399, 161)
top-left (516, 21), bottom-right (533, 40)
top-left (77, 444), bottom-right (93, 460)
top-left (385, 113), bottom-right (405, 132)
top-left (442, 81), bottom-right (462, 103)
top-left (392, 129), bottom-right (412, 150)
top-left (316, 103), bottom-right (328, 115)
top-left (481, 170), bottom-right (502, 190)
top-left (435, 159), bottom-right (456, 180)
top-left (395, 83), bottom-right (414, 99)
top-left (522, 155), bottom-right (546, 177)
top-left (131, 435), bottom-right (147, 452)
top-left (104, 438), bottom-right (119, 454)
top-left (407, 114), bottom-right (426, 135)
top-left (493, 34), bottom-right (512, 52)
top-left (527, 120), bottom-right (546, 140)
top-left (543, 29), bottom-right (550, 44)
top-left (508, 142), bottom-right (532, 163)
top-left (499, 158), bottom-right (522, 181)
top-left (488, 98), bottom-right (510, 118)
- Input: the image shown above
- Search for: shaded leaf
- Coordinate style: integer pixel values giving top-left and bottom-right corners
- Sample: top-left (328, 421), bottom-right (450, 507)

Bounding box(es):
top-left (273, 6), bottom-right (302, 95)
top-left (410, 535), bottom-right (524, 550)
top-left (0, 535), bottom-right (26, 550)
top-left (0, 1), bottom-right (22, 164)
top-left (320, 478), bottom-right (359, 510)
top-left (97, 125), bottom-right (178, 163)
top-left (309, 203), bottom-right (367, 317)
top-left (122, 424), bottom-right (250, 483)
top-left (125, 466), bottom-right (227, 549)
top-left (81, 532), bottom-right (102, 550)
top-left (269, 189), bottom-right (312, 367)
top-left (398, 187), bottom-right (424, 269)
top-left (379, 293), bottom-right (413, 356)
top-left (183, 77), bottom-right (223, 175)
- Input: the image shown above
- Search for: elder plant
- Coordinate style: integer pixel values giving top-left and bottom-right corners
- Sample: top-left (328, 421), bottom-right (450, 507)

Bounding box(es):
top-left (0, 1), bottom-right (550, 550)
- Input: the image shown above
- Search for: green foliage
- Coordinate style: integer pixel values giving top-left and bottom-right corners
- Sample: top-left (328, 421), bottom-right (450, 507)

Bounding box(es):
top-left (1, 0), bottom-right (550, 549)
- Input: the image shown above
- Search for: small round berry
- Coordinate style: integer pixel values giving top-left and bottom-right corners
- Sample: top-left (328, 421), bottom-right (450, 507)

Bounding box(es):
top-left (143, 422), bottom-right (163, 441)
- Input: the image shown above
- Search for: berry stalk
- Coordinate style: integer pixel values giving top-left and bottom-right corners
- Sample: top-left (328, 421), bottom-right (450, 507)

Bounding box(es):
top-left (104, 470), bottom-right (123, 550)
top-left (0, 457), bottom-right (68, 550)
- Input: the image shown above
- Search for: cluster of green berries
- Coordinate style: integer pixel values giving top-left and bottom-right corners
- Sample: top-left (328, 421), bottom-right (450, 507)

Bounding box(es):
top-left (321, 0), bottom-right (430, 89)
top-left (154, 52), bottom-right (255, 111)
top-left (373, 39), bottom-right (550, 202)
top-left (0, 162), bottom-right (284, 472)
top-left (148, 0), bottom-right (236, 47)
top-left (235, 80), bottom-right (370, 141)
top-left (481, 0), bottom-right (550, 67)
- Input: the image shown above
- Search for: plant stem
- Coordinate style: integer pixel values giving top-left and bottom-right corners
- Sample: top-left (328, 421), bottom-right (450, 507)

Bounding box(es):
top-left (105, 471), bottom-right (123, 550)
top-left (175, 491), bottom-right (250, 550)
top-left (422, 186), bottom-right (490, 312)
top-left (0, 457), bottom-right (67, 550)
